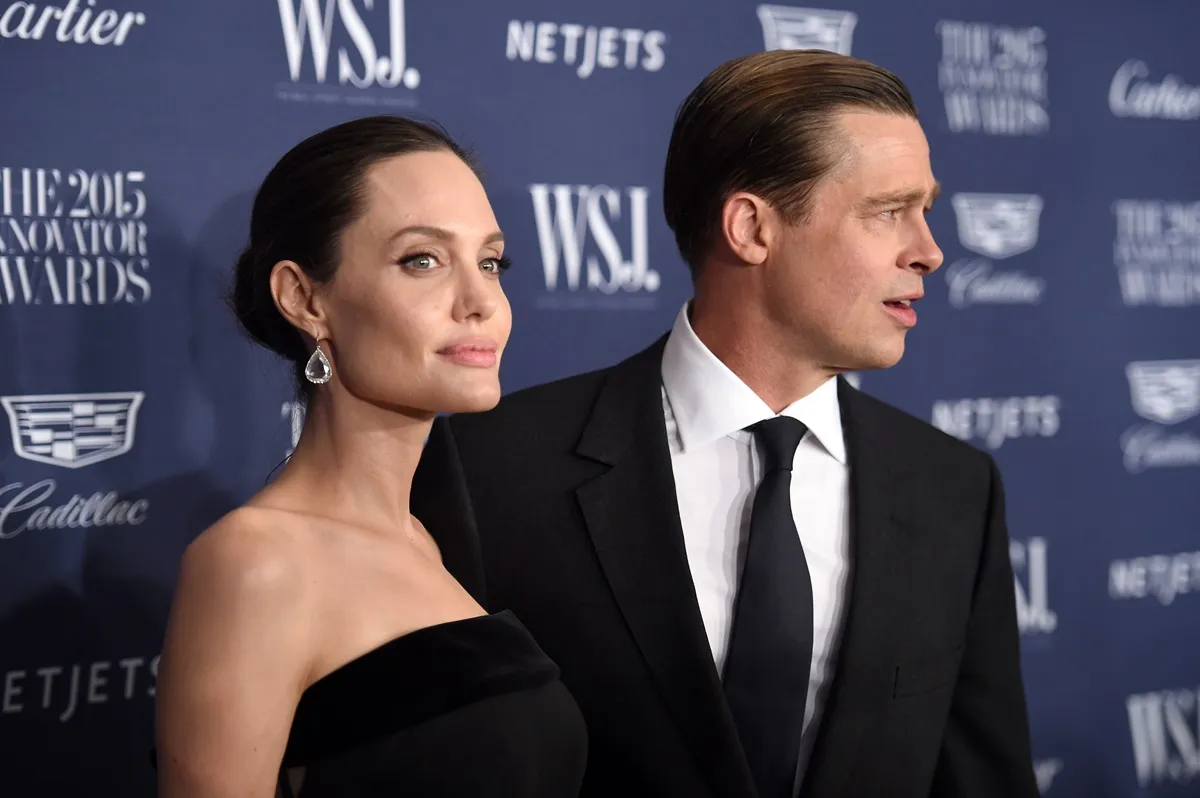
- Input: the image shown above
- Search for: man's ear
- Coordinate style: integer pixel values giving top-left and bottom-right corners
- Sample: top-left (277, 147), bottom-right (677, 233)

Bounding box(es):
top-left (720, 192), bottom-right (773, 266)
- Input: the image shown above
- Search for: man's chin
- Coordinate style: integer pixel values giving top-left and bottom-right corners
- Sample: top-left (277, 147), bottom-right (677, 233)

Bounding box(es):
top-left (843, 340), bottom-right (906, 372)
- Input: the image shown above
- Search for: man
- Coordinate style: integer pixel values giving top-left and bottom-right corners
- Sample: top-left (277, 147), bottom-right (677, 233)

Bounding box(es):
top-left (412, 50), bottom-right (1039, 798)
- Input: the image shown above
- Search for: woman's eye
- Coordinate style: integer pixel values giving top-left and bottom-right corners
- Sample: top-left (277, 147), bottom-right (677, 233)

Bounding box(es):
top-left (481, 255), bottom-right (512, 274)
top-left (402, 253), bottom-right (438, 270)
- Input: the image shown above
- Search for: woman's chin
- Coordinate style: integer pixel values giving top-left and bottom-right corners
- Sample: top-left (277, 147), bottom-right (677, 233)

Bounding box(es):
top-left (437, 385), bottom-right (503, 415)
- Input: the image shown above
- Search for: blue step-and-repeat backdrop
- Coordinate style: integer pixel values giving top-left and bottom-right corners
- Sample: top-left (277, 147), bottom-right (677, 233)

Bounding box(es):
top-left (1, 1), bottom-right (1198, 796)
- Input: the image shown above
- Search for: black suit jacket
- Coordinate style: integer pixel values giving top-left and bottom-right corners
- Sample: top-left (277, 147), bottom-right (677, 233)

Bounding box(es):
top-left (411, 335), bottom-right (1039, 798)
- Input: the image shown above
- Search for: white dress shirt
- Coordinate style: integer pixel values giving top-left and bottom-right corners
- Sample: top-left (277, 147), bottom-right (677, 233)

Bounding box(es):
top-left (659, 301), bottom-right (851, 782)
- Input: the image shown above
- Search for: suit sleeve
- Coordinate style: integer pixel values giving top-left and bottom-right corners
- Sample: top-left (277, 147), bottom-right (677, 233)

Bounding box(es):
top-left (411, 416), bottom-right (488, 607)
top-left (930, 456), bottom-right (1040, 798)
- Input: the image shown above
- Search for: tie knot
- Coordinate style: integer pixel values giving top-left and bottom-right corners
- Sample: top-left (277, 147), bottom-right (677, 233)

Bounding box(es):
top-left (749, 416), bottom-right (808, 472)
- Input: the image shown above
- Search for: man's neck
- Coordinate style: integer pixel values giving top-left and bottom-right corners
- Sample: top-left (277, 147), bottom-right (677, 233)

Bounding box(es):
top-left (688, 297), bottom-right (836, 414)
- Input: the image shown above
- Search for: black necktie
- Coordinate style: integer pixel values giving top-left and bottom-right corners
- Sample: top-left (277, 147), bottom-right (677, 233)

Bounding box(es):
top-left (722, 416), bottom-right (814, 798)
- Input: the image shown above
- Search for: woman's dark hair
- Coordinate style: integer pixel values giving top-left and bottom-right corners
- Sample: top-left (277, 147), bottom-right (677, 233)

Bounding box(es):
top-left (229, 114), bottom-right (478, 399)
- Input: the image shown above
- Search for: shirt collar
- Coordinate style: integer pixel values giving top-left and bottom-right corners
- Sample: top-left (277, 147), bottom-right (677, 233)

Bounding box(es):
top-left (660, 301), bottom-right (847, 464)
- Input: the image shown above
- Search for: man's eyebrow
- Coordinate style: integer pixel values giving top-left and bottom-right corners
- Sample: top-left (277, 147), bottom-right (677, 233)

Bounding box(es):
top-left (856, 182), bottom-right (941, 211)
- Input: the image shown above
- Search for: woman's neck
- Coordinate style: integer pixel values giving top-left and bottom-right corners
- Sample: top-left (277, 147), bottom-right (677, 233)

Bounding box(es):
top-left (256, 390), bottom-right (434, 538)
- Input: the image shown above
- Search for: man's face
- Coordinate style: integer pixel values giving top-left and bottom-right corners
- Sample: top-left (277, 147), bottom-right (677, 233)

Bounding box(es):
top-left (765, 110), bottom-right (944, 372)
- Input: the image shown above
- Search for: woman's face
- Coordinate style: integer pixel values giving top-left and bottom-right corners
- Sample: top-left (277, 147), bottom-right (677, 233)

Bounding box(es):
top-left (313, 150), bottom-right (512, 415)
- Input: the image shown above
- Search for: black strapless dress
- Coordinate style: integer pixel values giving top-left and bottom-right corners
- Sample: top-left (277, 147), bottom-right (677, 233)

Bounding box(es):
top-left (276, 610), bottom-right (587, 797)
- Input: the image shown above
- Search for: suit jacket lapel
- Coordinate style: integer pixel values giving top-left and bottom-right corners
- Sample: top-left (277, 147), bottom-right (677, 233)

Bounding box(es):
top-left (799, 378), bottom-right (917, 798)
top-left (574, 336), bottom-right (757, 798)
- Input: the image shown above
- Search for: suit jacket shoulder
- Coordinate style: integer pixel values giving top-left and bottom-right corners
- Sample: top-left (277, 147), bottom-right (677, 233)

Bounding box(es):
top-left (448, 361), bottom-right (610, 447)
top-left (448, 336), bottom-right (668, 460)
top-left (842, 383), bottom-right (995, 487)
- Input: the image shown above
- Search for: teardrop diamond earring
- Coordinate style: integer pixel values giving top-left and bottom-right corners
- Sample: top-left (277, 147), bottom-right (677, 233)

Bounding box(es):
top-left (304, 342), bottom-right (332, 384)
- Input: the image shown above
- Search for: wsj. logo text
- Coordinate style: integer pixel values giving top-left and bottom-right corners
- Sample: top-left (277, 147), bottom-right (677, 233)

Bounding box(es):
top-left (277, 0), bottom-right (419, 105)
top-left (1128, 687), bottom-right (1200, 787)
top-left (1011, 537), bottom-right (1056, 636)
top-left (529, 184), bottom-right (659, 310)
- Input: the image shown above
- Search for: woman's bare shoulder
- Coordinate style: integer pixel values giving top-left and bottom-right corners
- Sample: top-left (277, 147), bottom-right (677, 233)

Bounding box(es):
top-left (155, 506), bottom-right (321, 796)
top-left (165, 505), bottom-right (323, 676)
top-left (181, 505), bottom-right (316, 599)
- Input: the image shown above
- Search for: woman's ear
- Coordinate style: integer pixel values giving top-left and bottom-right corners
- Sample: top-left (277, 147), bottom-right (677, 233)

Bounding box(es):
top-left (270, 260), bottom-right (329, 343)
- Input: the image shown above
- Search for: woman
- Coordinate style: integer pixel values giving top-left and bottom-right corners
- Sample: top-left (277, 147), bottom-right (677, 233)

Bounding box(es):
top-left (154, 116), bottom-right (587, 797)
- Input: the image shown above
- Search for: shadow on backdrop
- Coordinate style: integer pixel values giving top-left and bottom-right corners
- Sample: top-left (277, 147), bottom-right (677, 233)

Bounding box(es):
top-left (0, 207), bottom-right (263, 796)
